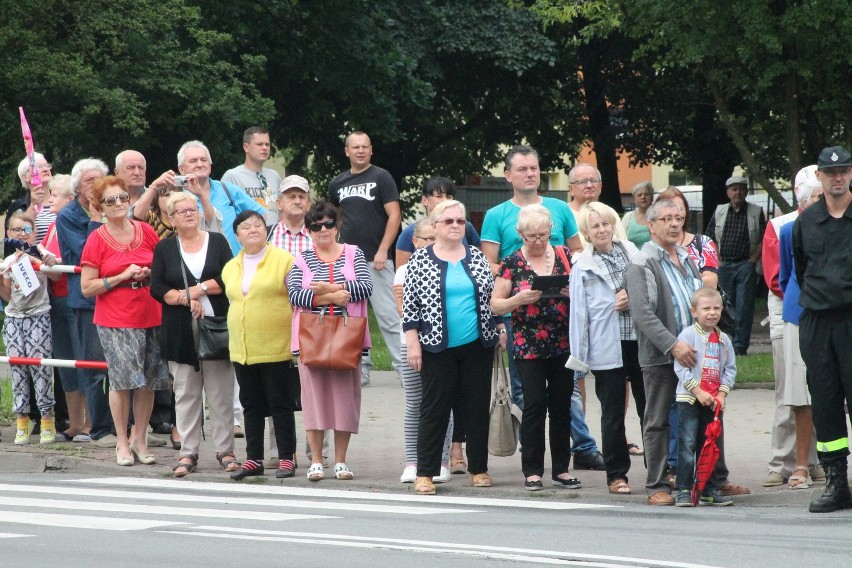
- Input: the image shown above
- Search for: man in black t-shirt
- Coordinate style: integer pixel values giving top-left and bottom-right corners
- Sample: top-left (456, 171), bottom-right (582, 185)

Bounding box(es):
top-left (329, 131), bottom-right (402, 385)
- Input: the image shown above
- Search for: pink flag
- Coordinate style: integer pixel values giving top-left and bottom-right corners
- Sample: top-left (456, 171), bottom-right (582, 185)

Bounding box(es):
top-left (19, 107), bottom-right (42, 189)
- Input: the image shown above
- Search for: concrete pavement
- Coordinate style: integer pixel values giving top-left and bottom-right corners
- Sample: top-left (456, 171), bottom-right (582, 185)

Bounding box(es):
top-left (0, 369), bottom-right (828, 508)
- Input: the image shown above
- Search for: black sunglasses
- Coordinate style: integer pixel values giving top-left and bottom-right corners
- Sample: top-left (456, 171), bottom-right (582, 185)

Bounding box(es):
top-left (308, 220), bottom-right (336, 232)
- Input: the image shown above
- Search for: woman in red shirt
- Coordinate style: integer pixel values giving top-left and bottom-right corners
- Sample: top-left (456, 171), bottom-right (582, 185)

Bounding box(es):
top-left (80, 176), bottom-right (170, 467)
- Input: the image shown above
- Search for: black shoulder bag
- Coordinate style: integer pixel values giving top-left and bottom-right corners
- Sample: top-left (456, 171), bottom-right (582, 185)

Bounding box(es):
top-left (178, 238), bottom-right (230, 361)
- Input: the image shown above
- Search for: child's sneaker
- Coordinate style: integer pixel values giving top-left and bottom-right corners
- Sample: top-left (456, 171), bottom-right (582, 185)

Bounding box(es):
top-left (14, 417), bottom-right (32, 445)
top-left (40, 417), bottom-right (56, 445)
top-left (675, 489), bottom-right (695, 507)
top-left (700, 489), bottom-right (734, 506)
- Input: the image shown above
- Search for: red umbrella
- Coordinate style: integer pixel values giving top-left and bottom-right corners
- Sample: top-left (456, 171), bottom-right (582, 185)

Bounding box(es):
top-left (691, 398), bottom-right (723, 505)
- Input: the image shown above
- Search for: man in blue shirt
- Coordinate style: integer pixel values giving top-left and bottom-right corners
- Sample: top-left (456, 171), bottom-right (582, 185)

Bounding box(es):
top-left (56, 158), bottom-right (115, 445)
top-left (176, 140), bottom-right (266, 255)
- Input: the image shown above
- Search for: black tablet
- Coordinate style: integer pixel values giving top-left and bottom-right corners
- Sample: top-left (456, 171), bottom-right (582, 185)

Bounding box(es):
top-left (530, 274), bottom-right (569, 299)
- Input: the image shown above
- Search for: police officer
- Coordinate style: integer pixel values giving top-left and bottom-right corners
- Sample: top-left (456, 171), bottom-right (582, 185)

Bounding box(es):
top-left (792, 145), bottom-right (852, 513)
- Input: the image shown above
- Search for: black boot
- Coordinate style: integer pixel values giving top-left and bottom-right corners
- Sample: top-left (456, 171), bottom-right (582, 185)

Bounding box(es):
top-left (809, 457), bottom-right (852, 513)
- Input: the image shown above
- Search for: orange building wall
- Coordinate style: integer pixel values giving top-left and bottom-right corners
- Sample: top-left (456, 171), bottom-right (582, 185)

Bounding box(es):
top-left (576, 145), bottom-right (652, 194)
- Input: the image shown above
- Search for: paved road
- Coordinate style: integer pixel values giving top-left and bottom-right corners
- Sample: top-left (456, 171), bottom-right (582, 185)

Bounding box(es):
top-left (0, 474), bottom-right (847, 568)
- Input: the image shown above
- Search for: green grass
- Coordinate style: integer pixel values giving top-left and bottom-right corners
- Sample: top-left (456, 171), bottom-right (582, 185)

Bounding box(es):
top-left (0, 378), bottom-right (12, 426)
top-left (734, 352), bottom-right (774, 384)
top-left (367, 307), bottom-right (393, 371)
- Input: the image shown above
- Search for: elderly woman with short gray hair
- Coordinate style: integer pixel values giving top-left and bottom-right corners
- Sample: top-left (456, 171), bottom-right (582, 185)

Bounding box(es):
top-left (491, 204), bottom-right (575, 492)
top-left (150, 191), bottom-right (236, 477)
top-left (622, 182), bottom-right (654, 249)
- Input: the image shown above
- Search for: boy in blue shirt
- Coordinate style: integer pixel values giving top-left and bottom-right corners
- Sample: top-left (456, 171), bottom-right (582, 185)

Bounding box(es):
top-left (673, 287), bottom-right (737, 506)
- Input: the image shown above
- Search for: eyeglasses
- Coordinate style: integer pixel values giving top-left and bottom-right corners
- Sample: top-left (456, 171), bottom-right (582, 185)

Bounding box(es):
top-left (521, 233), bottom-right (549, 243)
top-left (569, 178), bottom-right (601, 186)
top-left (414, 235), bottom-right (436, 242)
top-left (308, 220), bottom-right (336, 232)
top-left (36, 163), bottom-right (52, 172)
top-left (100, 193), bottom-right (131, 206)
top-left (437, 218), bottom-right (466, 226)
top-left (8, 226), bottom-right (33, 236)
top-left (655, 215), bottom-right (685, 225)
top-left (173, 207), bottom-right (199, 217)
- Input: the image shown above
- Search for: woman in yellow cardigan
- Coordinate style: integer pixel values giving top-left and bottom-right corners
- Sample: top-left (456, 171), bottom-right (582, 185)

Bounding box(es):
top-left (222, 210), bottom-right (298, 480)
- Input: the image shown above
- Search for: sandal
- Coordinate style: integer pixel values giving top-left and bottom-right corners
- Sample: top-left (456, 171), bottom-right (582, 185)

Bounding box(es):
top-left (173, 455), bottom-right (198, 478)
top-left (415, 476), bottom-right (436, 495)
top-left (627, 443), bottom-right (644, 456)
top-left (788, 466), bottom-right (811, 490)
top-left (450, 457), bottom-right (467, 474)
top-left (307, 463), bottom-right (324, 481)
top-left (608, 479), bottom-right (632, 494)
top-left (216, 451), bottom-right (240, 473)
top-left (334, 463), bottom-right (354, 480)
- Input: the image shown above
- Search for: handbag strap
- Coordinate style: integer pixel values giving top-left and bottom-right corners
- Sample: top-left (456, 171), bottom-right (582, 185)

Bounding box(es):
top-left (176, 237), bottom-right (193, 312)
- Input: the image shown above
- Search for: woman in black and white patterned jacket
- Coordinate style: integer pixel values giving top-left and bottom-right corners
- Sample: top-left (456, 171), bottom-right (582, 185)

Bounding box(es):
top-left (403, 200), bottom-right (506, 495)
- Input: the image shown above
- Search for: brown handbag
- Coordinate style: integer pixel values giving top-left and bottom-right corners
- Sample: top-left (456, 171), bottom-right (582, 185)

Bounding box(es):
top-left (298, 306), bottom-right (366, 371)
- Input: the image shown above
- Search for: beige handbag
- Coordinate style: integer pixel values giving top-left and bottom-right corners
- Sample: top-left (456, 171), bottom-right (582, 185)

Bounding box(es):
top-left (488, 346), bottom-right (522, 457)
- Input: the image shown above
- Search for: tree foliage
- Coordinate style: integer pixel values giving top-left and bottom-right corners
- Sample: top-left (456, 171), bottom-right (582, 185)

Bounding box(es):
top-left (0, 0), bottom-right (273, 204)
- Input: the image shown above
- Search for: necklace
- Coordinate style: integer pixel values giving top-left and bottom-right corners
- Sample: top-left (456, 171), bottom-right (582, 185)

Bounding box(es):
top-left (523, 245), bottom-right (553, 275)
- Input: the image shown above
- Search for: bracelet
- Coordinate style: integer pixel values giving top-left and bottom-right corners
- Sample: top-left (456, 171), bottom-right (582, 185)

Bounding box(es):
top-left (103, 277), bottom-right (112, 291)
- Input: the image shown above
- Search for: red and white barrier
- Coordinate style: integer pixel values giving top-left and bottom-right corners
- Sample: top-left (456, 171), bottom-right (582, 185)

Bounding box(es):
top-left (0, 263), bottom-right (81, 274)
top-left (0, 356), bottom-right (108, 370)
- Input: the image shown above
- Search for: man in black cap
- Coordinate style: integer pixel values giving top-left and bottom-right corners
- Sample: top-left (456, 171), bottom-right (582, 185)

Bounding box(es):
top-left (793, 145), bottom-right (852, 513)
top-left (706, 175), bottom-right (766, 355)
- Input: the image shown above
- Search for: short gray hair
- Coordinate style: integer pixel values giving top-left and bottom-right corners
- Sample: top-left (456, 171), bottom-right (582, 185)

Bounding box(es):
top-left (115, 149), bottom-right (146, 171)
top-left (177, 140), bottom-right (212, 168)
top-left (165, 191), bottom-right (197, 215)
top-left (631, 181), bottom-right (654, 196)
top-left (17, 152), bottom-right (47, 187)
top-left (48, 174), bottom-right (74, 198)
top-left (646, 198), bottom-right (681, 222)
top-left (515, 204), bottom-right (552, 234)
top-left (70, 158), bottom-right (109, 193)
top-left (429, 200), bottom-right (466, 224)
top-left (567, 163), bottom-right (601, 183)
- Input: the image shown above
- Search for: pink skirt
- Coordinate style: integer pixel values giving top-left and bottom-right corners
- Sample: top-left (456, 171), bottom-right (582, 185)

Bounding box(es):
top-left (298, 362), bottom-right (361, 433)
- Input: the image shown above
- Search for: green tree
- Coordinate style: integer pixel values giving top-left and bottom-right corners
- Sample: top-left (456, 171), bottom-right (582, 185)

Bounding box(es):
top-left (194, 1), bottom-right (588, 214)
top-left (0, 0), bottom-right (273, 205)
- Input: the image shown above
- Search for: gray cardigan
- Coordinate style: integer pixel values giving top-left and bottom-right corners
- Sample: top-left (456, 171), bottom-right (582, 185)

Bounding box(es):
top-left (624, 241), bottom-right (700, 367)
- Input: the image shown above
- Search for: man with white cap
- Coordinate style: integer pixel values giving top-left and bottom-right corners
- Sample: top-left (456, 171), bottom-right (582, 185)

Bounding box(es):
top-left (706, 175), bottom-right (766, 355)
top-left (761, 166), bottom-right (823, 489)
top-left (793, 146), bottom-right (852, 513)
top-left (266, 174), bottom-right (331, 469)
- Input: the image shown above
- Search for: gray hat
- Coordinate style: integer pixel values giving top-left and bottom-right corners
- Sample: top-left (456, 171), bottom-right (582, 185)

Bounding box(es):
top-left (725, 175), bottom-right (748, 187)
top-left (279, 175), bottom-right (310, 193)
top-left (817, 146), bottom-right (852, 170)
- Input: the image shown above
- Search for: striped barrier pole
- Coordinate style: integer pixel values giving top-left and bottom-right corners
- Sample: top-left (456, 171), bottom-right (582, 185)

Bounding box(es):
top-left (0, 356), bottom-right (108, 370)
top-left (0, 263), bottom-right (81, 274)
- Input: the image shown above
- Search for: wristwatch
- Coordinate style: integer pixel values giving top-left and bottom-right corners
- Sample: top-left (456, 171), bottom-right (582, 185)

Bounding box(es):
top-left (199, 282), bottom-right (208, 294)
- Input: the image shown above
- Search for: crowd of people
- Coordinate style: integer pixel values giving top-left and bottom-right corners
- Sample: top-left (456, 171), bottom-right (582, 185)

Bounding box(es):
top-left (2, 130), bottom-right (851, 513)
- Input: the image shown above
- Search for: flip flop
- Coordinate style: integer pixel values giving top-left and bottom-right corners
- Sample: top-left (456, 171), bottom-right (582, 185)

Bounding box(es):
top-left (609, 479), bottom-right (632, 494)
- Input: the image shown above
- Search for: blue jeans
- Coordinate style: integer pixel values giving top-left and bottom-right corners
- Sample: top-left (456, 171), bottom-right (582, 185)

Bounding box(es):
top-left (667, 402), bottom-right (678, 469)
top-left (675, 401), bottom-right (721, 492)
top-left (570, 372), bottom-right (599, 456)
top-left (718, 260), bottom-right (756, 351)
top-left (70, 308), bottom-right (114, 439)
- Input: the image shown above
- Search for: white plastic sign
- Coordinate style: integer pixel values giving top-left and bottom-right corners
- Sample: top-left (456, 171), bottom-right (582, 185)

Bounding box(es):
top-left (11, 254), bottom-right (40, 297)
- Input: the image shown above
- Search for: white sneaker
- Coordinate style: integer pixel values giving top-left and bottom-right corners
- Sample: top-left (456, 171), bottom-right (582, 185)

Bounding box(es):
top-left (400, 465), bottom-right (417, 483)
top-left (433, 466), bottom-right (451, 484)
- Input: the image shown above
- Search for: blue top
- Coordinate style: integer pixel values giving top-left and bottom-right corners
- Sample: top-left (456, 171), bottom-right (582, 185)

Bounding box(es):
top-left (779, 221), bottom-right (803, 325)
top-left (480, 196), bottom-right (579, 260)
top-left (397, 220), bottom-right (480, 254)
top-left (444, 259), bottom-right (479, 347)
top-left (56, 198), bottom-right (102, 310)
top-left (204, 179), bottom-right (267, 255)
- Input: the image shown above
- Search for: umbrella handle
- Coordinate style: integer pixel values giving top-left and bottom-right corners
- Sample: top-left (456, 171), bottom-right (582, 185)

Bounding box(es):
top-left (713, 397), bottom-right (722, 419)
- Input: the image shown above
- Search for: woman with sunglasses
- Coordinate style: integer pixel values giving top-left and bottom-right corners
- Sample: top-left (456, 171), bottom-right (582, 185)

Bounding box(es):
top-left (1, 212), bottom-right (60, 445)
top-left (491, 204), bottom-right (576, 492)
top-left (222, 210), bottom-right (300, 481)
top-left (80, 176), bottom-right (170, 467)
top-left (403, 200), bottom-right (505, 495)
top-left (288, 200), bottom-right (373, 482)
top-left (150, 191), bottom-right (236, 477)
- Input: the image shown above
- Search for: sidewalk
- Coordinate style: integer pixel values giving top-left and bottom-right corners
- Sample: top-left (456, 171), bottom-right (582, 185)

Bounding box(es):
top-left (0, 369), bottom-right (821, 508)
